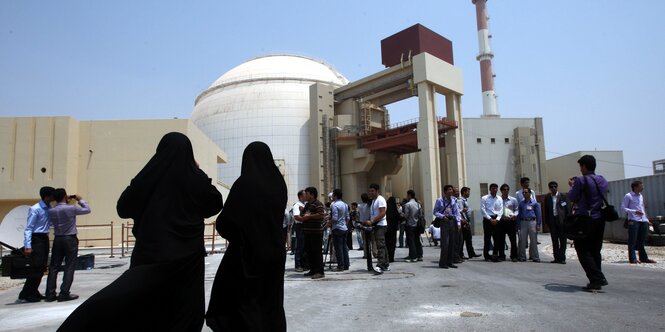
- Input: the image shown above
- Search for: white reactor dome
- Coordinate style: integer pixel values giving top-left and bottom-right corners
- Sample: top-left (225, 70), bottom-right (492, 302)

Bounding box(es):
top-left (192, 54), bottom-right (349, 199)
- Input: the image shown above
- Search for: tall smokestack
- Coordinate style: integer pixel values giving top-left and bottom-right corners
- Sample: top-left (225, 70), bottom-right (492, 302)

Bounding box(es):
top-left (472, 0), bottom-right (499, 117)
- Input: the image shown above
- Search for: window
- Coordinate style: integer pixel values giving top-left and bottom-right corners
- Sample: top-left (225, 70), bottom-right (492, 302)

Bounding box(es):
top-left (479, 183), bottom-right (489, 197)
top-left (491, 138), bottom-right (496, 144)
top-left (476, 138), bottom-right (482, 144)
top-left (505, 138), bottom-right (510, 143)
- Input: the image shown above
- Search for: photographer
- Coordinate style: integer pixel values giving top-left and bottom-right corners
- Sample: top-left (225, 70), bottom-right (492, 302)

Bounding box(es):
top-left (433, 185), bottom-right (461, 269)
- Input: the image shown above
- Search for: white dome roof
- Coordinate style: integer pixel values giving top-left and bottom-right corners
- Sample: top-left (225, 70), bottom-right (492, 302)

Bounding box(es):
top-left (196, 54), bottom-right (348, 105)
top-left (191, 54), bottom-right (348, 197)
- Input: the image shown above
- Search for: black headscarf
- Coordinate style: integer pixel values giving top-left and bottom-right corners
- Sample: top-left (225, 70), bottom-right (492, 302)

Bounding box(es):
top-left (116, 132), bottom-right (224, 265)
top-left (206, 141), bottom-right (288, 332)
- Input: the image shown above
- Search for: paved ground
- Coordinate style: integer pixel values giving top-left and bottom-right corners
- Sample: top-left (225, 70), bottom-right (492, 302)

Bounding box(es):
top-left (1, 235), bottom-right (664, 332)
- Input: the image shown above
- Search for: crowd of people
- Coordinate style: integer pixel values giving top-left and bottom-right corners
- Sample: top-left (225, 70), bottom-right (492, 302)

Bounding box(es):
top-left (285, 155), bottom-right (658, 294)
top-left (14, 132), bottom-right (660, 331)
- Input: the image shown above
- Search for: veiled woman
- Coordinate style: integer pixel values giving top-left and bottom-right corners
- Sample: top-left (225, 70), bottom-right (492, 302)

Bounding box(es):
top-left (206, 141), bottom-right (288, 332)
top-left (385, 196), bottom-right (401, 263)
top-left (58, 132), bottom-right (223, 331)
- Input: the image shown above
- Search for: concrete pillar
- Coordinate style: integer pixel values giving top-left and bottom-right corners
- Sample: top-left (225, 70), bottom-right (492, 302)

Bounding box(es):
top-left (417, 82), bottom-right (441, 217)
top-left (444, 93), bottom-right (467, 188)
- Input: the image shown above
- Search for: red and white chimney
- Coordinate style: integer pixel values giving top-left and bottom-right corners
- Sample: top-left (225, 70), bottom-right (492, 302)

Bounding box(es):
top-left (472, 0), bottom-right (499, 117)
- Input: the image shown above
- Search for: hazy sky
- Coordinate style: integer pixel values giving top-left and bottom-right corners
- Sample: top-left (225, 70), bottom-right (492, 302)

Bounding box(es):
top-left (1, 1), bottom-right (662, 178)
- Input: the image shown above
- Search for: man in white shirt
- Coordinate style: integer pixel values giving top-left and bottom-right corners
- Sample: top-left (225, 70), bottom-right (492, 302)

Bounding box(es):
top-left (292, 190), bottom-right (307, 272)
top-left (499, 184), bottom-right (519, 262)
top-left (621, 180), bottom-right (656, 264)
top-left (364, 183), bottom-right (389, 272)
top-left (481, 183), bottom-right (503, 262)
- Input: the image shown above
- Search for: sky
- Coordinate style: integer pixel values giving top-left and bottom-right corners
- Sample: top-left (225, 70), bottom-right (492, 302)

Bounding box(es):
top-left (1, 0), bottom-right (663, 178)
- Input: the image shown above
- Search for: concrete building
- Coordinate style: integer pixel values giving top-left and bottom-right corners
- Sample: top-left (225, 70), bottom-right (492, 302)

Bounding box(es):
top-left (0, 116), bottom-right (228, 247)
top-left (545, 150), bottom-right (625, 193)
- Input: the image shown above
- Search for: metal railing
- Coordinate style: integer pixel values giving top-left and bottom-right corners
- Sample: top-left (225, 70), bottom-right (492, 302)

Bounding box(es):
top-left (76, 222), bottom-right (115, 257)
top-left (120, 222), bottom-right (223, 258)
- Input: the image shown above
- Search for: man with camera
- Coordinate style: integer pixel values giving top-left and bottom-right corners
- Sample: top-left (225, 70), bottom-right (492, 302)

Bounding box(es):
top-left (434, 185), bottom-right (461, 269)
top-left (45, 188), bottom-right (91, 302)
top-left (567, 155), bottom-right (609, 292)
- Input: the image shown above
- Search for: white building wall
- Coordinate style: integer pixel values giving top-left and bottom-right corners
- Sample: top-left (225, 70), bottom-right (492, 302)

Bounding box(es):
top-left (463, 118), bottom-right (543, 228)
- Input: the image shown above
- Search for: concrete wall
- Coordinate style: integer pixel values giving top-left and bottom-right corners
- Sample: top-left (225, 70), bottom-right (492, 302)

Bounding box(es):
top-left (462, 117), bottom-right (546, 233)
top-left (546, 150), bottom-right (625, 194)
top-left (0, 116), bottom-right (228, 247)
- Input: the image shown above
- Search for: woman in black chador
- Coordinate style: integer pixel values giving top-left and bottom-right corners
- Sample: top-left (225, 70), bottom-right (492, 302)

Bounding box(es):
top-left (58, 132), bottom-right (223, 332)
top-left (385, 196), bottom-right (401, 263)
top-left (206, 141), bottom-right (288, 332)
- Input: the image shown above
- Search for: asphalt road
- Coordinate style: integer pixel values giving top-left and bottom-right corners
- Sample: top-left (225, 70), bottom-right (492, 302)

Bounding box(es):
top-left (1, 235), bottom-right (664, 332)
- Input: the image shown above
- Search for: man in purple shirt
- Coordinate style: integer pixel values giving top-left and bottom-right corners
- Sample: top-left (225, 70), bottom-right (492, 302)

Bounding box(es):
top-left (45, 188), bottom-right (91, 302)
top-left (567, 155), bottom-right (608, 292)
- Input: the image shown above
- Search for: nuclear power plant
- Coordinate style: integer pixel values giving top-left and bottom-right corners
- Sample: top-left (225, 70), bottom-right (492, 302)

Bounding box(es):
top-left (0, 1), bottom-right (558, 242)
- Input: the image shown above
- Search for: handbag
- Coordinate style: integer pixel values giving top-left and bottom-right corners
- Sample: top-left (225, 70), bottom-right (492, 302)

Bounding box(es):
top-left (590, 177), bottom-right (619, 222)
top-left (416, 203), bottom-right (427, 234)
top-left (564, 214), bottom-right (591, 240)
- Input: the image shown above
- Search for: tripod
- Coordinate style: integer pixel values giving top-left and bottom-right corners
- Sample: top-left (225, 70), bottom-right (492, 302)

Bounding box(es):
top-left (322, 229), bottom-right (335, 270)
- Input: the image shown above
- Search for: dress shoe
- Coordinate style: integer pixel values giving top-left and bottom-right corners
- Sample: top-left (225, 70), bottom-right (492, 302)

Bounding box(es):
top-left (334, 267), bottom-right (344, 272)
top-left (629, 260), bottom-right (640, 264)
top-left (417, 257), bottom-right (423, 261)
top-left (642, 259), bottom-right (657, 264)
top-left (310, 273), bottom-right (324, 279)
top-left (45, 295), bottom-right (57, 302)
top-left (582, 283), bottom-right (602, 292)
top-left (448, 264), bottom-right (458, 268)
top-left (303, 271), bottom-right (315, 277)
top-left (295, 267), bottom-right (304, 272)
top-left (600, 279), bottom-right (609, 286)
top-left (550, 260), bottom-right (560, 264)
top-left (511, 258), bottom-right (518, 262)
top-left (439, 265), bottom-right (449, 269)
top-left (57, 294), bottom-right (79, 302)
top-left (532, 259), bottom-right (541, 263)
top-left (17, 296), bottom-right (41, 303)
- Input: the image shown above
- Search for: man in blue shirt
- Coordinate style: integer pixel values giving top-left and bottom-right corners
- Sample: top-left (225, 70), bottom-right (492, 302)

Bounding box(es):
top-left (433, 185), bottom-right (461, 269)
top-left (517, 189), bottom-right (542, 262)
top-left (329, 189), bottom-right (350, 271)
top-left (18, 186), bottom-right (55, 303)
top-left (567, 155), bottom-right (609, 292)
